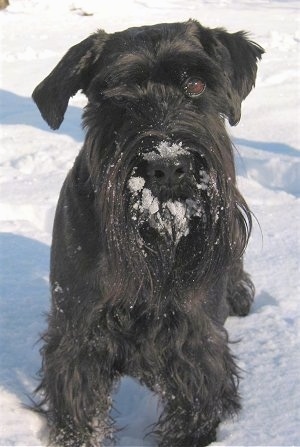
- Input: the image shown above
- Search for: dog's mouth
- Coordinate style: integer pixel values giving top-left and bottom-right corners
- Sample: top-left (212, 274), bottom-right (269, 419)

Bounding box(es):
top-left (128, 185), bottom-right (205, 245)
top-left (127, 141), bottom-right (210, 245)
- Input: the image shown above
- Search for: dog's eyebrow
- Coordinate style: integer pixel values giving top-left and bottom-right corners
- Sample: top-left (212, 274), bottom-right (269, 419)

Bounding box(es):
top-left (110, 48), bottom-right (219, 84)
top-left (101, 53), bottom-right (152, 84)
top-left (115, 52), bottom-right (153, 70)
top-left (158, 47), bottom-right (217, 71)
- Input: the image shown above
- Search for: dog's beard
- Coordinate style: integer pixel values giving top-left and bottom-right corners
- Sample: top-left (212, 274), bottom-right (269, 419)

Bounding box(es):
top-left (96, 137), bottom-right (250, 301)
top-left (129, 186), bottom-right (204, 245)
top-left (127, 142), bottom-right (212, 246)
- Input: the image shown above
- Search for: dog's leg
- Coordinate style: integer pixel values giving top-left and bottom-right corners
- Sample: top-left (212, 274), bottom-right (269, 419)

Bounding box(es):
top-left (37, 315), bottom-right (118, 447)
top-left (226, 258), bottom-right (255, 317)
top-left (146, 319), bottom-right (240, 447)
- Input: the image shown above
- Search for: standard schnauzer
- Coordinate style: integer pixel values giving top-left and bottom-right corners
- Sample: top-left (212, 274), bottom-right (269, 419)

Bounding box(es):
top-left (32, 19), bottom-right (263, 447)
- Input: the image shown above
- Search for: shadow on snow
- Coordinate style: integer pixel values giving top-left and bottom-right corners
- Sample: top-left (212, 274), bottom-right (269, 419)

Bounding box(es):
top-left (235, 138), bottom-right (300, 158)
top-left (0, 89), bottom-right (84, 142)
top-left (0, 233), bottom-right (49, 401)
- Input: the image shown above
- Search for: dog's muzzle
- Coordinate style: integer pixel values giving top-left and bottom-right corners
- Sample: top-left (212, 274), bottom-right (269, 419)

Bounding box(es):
top-left (144, 143), bottom-right (193, 200)
top-left (127, 141), bottom-right (209, 244)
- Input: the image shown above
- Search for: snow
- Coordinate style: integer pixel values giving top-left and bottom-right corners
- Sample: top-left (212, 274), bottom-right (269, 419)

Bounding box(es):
top-left (0, 0), bottom-right (299, 445)
top-left (128, 176), bottom-right (146, 194)
top-left (143, 141), bottom-right (190, 161)
top-left (147, 196), bottom-right (191, 243)
top-left (140, 188), bottom-right (160, 216)
top-left (128, 184), bottom-right (205, 244)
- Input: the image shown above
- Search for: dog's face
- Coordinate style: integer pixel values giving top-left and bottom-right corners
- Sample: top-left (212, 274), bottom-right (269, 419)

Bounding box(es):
top-left (33, 20), bottom-right (263, 284)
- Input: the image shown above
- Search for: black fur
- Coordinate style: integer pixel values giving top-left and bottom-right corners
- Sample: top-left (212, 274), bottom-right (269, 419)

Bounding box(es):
top-left (32, 20), bottom-right (263, 446)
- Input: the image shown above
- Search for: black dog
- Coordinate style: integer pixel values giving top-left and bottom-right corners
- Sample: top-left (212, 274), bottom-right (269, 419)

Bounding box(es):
top-left (32, 20), bottom-right (263, 447)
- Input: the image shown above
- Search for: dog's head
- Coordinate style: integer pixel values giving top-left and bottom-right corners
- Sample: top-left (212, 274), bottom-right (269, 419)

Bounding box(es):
top-left (33, 21), bottom-right (263, 293)
top-left (33, 20), bottom-right (263, 130)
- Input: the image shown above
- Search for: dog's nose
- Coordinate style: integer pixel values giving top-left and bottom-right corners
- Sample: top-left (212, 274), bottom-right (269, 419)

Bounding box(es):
top-left (147, 158), bottom-right (191, 186)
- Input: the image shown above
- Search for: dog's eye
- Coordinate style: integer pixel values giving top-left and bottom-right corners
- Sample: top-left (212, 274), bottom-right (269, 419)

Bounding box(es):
top-left (184, 79), bottom-right (206, 97)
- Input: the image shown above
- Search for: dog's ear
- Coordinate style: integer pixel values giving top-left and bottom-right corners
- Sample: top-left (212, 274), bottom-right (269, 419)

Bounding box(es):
top-left (198, 24), bottom-right (264, 125)
top-left (32, 30), bottom-right (107, 130)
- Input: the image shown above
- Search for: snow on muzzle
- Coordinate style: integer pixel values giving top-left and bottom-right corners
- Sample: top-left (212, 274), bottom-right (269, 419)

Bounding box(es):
top-left (127, 141), bottom-right (210, 244)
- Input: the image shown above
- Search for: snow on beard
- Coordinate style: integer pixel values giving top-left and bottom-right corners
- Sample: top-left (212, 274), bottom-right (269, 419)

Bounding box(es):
top-left (127, 141), bottom-right (210, 245)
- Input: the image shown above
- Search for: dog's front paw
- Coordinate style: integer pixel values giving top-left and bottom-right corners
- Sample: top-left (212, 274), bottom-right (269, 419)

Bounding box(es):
top-left (227, 274), bottom-right (255, 317)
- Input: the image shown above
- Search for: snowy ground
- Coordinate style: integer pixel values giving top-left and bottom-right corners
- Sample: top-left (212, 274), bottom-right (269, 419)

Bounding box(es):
top-left (0, 0), bottom-right (300, 445)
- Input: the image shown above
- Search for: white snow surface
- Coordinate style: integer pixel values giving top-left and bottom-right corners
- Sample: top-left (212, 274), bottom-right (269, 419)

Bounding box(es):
top-left (0, 0), bottom-right (300, 446)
